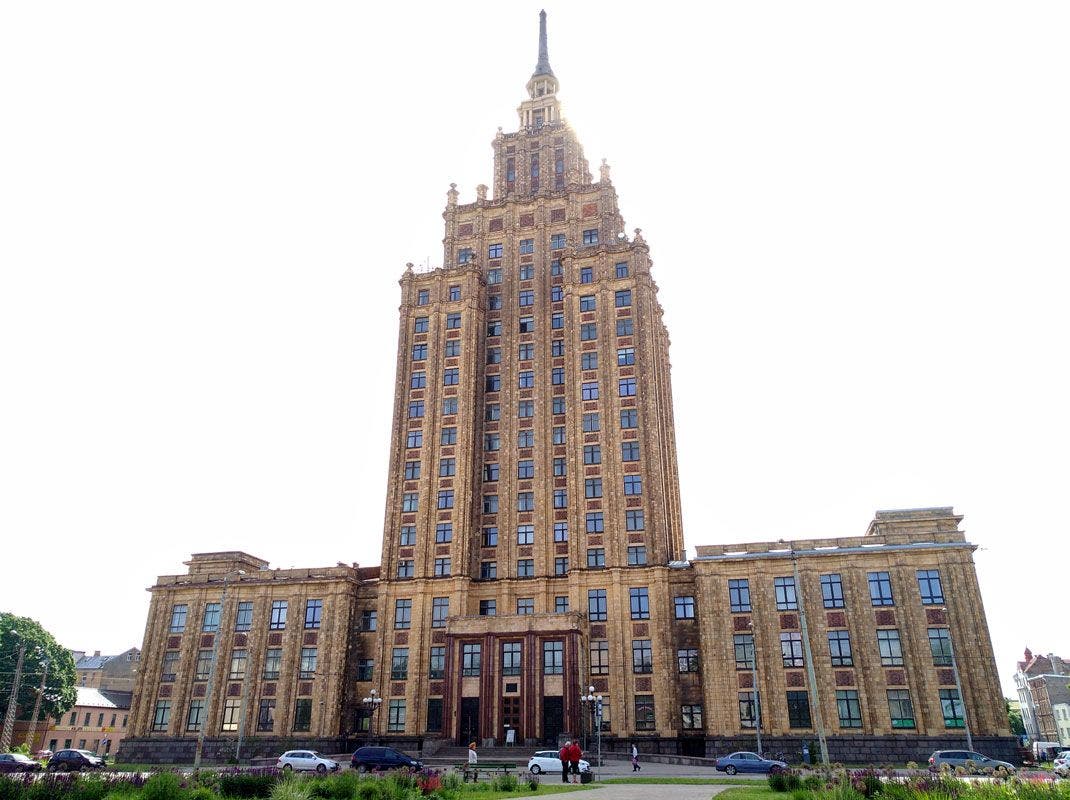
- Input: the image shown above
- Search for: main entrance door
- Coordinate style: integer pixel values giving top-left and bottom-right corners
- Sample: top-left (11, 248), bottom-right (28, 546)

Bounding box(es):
top-left (542, 696), bottom-right (563, 744)
top-left (460, 698), bottom-right (480, 744)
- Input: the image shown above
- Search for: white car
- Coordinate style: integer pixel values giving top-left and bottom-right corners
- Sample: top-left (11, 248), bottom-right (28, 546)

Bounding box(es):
top-left (277, 750), bottom-right (340, 773)
top-left (526, 750), bottom-right (591, 775)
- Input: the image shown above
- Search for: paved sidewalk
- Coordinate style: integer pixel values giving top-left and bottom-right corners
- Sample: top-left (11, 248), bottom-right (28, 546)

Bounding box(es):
top-left (580, 784), bottom-right (740, 800)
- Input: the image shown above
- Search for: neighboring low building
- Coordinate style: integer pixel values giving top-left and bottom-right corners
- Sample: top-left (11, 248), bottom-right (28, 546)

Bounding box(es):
top-left (1053, 703), bottom-right (1070, 747)
top-left (72, 648), bottom-right (141, 691)
top-left (1013, 648), bottom-right (1070, 743)
top-left (36, 687), bottom-right (131, 756)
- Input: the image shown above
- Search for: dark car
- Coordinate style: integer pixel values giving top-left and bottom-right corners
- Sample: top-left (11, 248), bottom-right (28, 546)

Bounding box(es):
top-left (0, 753), bottom-right (43, 773)
top-left (715, 751), bottom-right (789, 774)
top-left (350, 746), bottom-right (422, 772)
top-left (46, 749), bottom-right (105, 772)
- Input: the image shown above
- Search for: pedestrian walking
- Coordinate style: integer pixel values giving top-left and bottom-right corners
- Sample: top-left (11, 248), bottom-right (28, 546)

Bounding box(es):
top-left (468, 742), bottom-right (478, 765)
top-left (631, 743), bottom-right (641, 772)
top-left (559, 741), bottom-right (571, 783)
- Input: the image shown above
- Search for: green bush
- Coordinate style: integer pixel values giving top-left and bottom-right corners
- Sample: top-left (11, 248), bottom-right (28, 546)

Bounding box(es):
top-left (803, 775), bottom-right (826, 791)
top-left (270, 779), bottom-right (312, 800)
top-left (355, 781), bottom-right (382, 800)
top-left (490, 773), bottom-right (517, 792)
top-left (142, 773), bottom-right (184, 800)
top-left (791, 789), bottom-right (811, 800)
top-left (219, 771), bottom-right (279, 799)
top-left (439, 772), bottom-right (462, 792)
top-left (188, 789), bottom-right (218, 800)
top-left (308, 772), bottom-right (363, 799)
top-left (770, 773), bottom-right (788, 792)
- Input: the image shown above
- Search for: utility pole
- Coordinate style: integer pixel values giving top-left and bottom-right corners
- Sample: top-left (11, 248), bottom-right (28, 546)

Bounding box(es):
top-left (941, 607), bottom-right (972, 751)
top-left (24, 657), bottom-right (50, 751)
top-left (1, 638), bottom-right (27, 753)
top-left (194, 570), bottom-right (244, 769)
top-left (792, 551), bottom-right (829, 766)
top-left (747, 620), bottom-right (762, 756)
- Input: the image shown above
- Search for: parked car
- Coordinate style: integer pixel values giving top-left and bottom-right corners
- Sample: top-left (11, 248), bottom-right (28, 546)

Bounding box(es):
top-left (0, 753), bottom-right (43, 773)
top-left (1053, 762), bottom-right (1069, 779)
top-left (277, 750), bottom-right (340, 773)
top-left (350, 746), bottom-right (422, 772)
top-left (46, 750), bottom-right (105, 772)
top-left (526, 750), bottom-right (591, 775)
top-left (1054, 750), bottom-right (1070, 769)
top-left (928, 750), bottom-right (1016, 773)
top-left (715, 751), bottom-right (788, 775)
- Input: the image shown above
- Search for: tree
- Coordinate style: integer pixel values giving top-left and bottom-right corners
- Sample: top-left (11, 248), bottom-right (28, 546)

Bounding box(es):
top-left (0, 613), bottom-right (77, 724)
top-left (1005, 697), bottom-right (1026, 737)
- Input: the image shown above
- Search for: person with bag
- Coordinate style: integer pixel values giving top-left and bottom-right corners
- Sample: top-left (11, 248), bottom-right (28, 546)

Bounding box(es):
top-left (567, 740), bottom-right (583, 783)
top-left (631, 743), bottom-right (641, 772)
top-left (559, 741), bottom-right (571, 783)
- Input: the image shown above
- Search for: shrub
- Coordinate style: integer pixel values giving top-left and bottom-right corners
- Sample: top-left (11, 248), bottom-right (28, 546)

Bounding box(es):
top-left (439, 772), bottom-right (462, 792)
top-left (802, 775), bottom-right (825, 791)
top-left (188, 789), bottom-right (218, 800)
top-left (791, 789), bottom-right (811, 800)
top-left (219, 769), bottom-right (281, 799)
top-left (270, 779), bottom-right (312, 800)
top-left (526, 773), bottom-right (540, 792)
top-left (770, 773), bottom-right (788, 792)
top-left (356, 781), bottom-right (383, 800)
top-left (142, 773), bottom-right (184, 800)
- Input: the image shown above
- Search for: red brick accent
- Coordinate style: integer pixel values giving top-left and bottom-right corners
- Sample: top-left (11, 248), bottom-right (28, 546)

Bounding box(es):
top-left (592, 678), bottom-right (608, 692)
top-left (392, 682), bottom-right (405, 695)
top-left (627, 533), bottom-right (644, 543)
top-left (835, 671), bottom-right (855, 686)
top-left (432, 631), bottom-right (446, 644)
top-left (588, 535), bottom-right (603, 545)
top-left (429, 682), bottom-right (444, 695)
top-left (786, 672), bottom-right (805, 687)
top-left (738, 673), bottom-right (754, 688)
top-left (458, 223), bottom-right (474, 236)
top-left (158, 685), bottom-right (172, 697)
top-left (200, 634), bottom-right (214, 648)
top-left (826, 611), bottom-right (847, 628)
top-left (399, 548), bottom-right (414, 558)
top-left (228, 683), bottom-right (241, 697)
top-left (394, 632), bottom-right (409, 645)
top-left (938, 668), bottom-right (956, 685)
top-left (436, 545), bottom-right (450, 556)
top-left (886, 669), bottom-right (907, 686)
top-left (519, 214), bottom-right (535, 227)
top-left (193, 684), bottom-right (206, 697)
top-left (926, 608), bottom-right (948, 625)
top-left (233, 633), bottom-right (247, 647)
top-left (262, 683), bottom-right (276, 696)
top-left (489, 218), bottom-right (503, 231)
top-left (551, 208), bottom-right (566, 222)
top-left (733, 616), bottom-right (752, 631)
top-left (519, 547), bottom-right (533, 557)
top-left (303, 632), bottom-right (318, 646)
top-left (635, 677), bottom-right (652, 691)
top-left (780, 614), bottom-right (799, 629)
top-left (633, 623), bottom-right (649, 636)
top-left (556, 544), bottom-right (568, 554)
top-left (582, 203), bottom-right (598, 217)
top-left (590, 625), bottom-right (606, 638)
top-left (626, 498), bottom-right (642, 507)
top-left (167, 636), bottom-right (182, 649)
top-left (268, 633), bottom-right (283, 646)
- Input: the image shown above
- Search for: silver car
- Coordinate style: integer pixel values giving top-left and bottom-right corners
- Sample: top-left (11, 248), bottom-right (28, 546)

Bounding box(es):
top-left (928, 750), bottom-right (1015, 773)
top-left (277, 750), bottom-right (340, 773)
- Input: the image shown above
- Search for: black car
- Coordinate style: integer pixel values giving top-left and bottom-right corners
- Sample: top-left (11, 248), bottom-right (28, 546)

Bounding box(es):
top-left (0, 753), bottom-right (43, 773)
top-left (350, 746), bottom-right (422, 772)
top-left (47, 749), bottom-right (105, 772)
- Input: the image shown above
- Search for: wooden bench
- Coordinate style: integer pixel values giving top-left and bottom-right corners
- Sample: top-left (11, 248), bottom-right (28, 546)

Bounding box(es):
top-left (457, 762), bottom-right (520, 782)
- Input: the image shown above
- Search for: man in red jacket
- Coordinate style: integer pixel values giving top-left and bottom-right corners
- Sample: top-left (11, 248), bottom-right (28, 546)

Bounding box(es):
top-left (558, 741), bottom-right (571, 783)
top-left (567, 740), bottom-right (583, 783)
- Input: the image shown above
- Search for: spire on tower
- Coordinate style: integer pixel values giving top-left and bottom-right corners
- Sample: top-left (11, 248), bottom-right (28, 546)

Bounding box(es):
top-left (533, 9), bottom-right (554, 78)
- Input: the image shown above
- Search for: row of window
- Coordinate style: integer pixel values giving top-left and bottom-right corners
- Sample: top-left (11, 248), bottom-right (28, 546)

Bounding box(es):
top-left (415, 286), bottom-right (462, 306)
top-left (160, 646), bottom-right (319, 683)
top-left (168, 599), bottom-right (322, 634)
top-left (484, 316), bottom-right (635, 338)
top-left (727, 570), bottom-right (945, 612)
top-left (727, 627), bottom-right (953, 671)
top-left (487, 260), bottom-right (629, 285)
top-left (484, 346), bottom-right (635, 367)
top-left (62, 711), bottom-right (124, 728)
top-left (402, 452), bottom-right (642, 489)
top-left (468, 238), bottom-right (625, 263)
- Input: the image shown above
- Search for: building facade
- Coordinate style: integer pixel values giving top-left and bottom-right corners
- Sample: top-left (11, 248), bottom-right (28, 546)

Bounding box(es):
top-left (72, 648), bottom-right (141, 692)
top-left (34, 687), bottom-right (131, 757)
top-left (120, 13), bottom-right (1014, 764)
top-left (1014, 648), bottom-right (1070, 745)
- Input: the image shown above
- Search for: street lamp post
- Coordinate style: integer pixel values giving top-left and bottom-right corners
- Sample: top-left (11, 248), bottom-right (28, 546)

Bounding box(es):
top-left (24, 657), bottom-right (50, 751)
top-left (1, 632), bottom-right (27, 753)
top-left (747, 620), bottom-right (762, 757)
top-left (580, 687), bottom-right (601, 767)
top-left (361, 689), bottom-right (383, 741)
top-left (580, 686), bottom-right (596, 752)
top-left (193, 569), bottom-right (245, 769)
top-left (938, 607), bottom-right (972, 751)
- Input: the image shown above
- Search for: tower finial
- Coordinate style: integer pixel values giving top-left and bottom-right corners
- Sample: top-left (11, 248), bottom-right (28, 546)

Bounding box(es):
top-left (534, 10), bottom-right (554, 77)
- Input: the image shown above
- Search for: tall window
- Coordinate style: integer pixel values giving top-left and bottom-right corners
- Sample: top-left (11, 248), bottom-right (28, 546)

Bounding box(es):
top-left (502, 642), bottom-right (522, 676)
top-left (877, 629), bottom-right (904, 666)
top-left (627, 546), bottom-right (647, 565)
top-left (356, 659), bottom-right (373, 681)
top-left (940, 689), bottom-right (965, 728)
top-left (229, 649), bottom-right (247, 680)
top-left (618, 378), bottom-right (636, 396)
top-left (232, 601), bottom-right (252, 632)
top-left (868, 571), bottom-right (895, 606)
top-left (194, 649), bottom-right (213, 681)
top-left (821, 574), bottom-right (845, 608)
top-left (917, 570), bottom-right (945, 605)
top-left (582, 229), bottom-right (599, 245)
top-left (615, 289), bottom-right (632, 307)
top-left (888, 690), bottom-right (916, 728)
top-left (299, 647), bottom-right (317, 678)
top-left (787, 691), bottom-right (812, 728)
top-left (304, 599), bottom-right (322, 629)
top-left (738, 692), bottom-right (758, 729)
top-left (554, 522), bottom-right (568, 541)
top-left (152, 701), bottom-right (171, 732)
top-left (431, 597), bottom-right (449, 628)
top-left (388, 700), bottom-right (406, 732)
top-left (161, 651), bottom-right (179, 681)
top-left (257, 699), bottom-right (276, 732)
top-left (615, 262), bottom-right (629, 278)
top-left (462, 644), bottom-right (481, 676)
top-left (270, 600), bottom-right (287, 630)
top-left (516, 598), bottom-right (534, 615)
top-left (590, 640), bottom-right (609, 675)
top-left (429, 647), bottom-right (445, 679)
top-left (634, 696), bottom-right (655, 730)
top-left (681, 704), bottom-right (703, 730)
top-left (580, 295), bottom-right (596, 312)
top-left (396, 560), bottom-right (414, 578)
top-left (391, 648), bottom-right (409, 680)
top-left (625, 510), bottom-right (645, 531)
top-left (828, 630), bottom-right (853, 666)
top-left (517, 559), bottom-right (535, 577)
top-left (587, 548), bottom-right (605, 567)
top-left (202, 603), bottom-right (221, 632)
top-left (729, 579), bottom-right (751, 613)
top-left (482, 527), bottom-right (498, 547)
top-left (263, 648), bottom-right (281, 680)
top-left (624, 475), bottom-right (643, 495)
top-left (169, 604), bottom-right (188, 633)
top-left (774, 577), bottom-right (798, 610)
top-left (836, 690), bottom-right (862, 728)
top-left (629, 587), bottom-right (650, 620)
top-left (621, 441), bottom-right (640, 461)
top-left (186, 700), bottom-right (204, 732)
top-left (543, 641), bottom-right (564, 675)
top-left (588, 589), bottom-right (607, 621)
top-left (436, 522), bottom-right (453, 542)
top-left (433, 557), bottom-right (451, 576)
top-left (394, 599), bottom-right (412, 629)
top-left (780, 632), bottom-right (804, 668)
top-left (586, 512), bottom-right (604, 533)
top-left (734, 634), bottom-right (755, 670)
top-left (928, 627), bottom-right (953, 666)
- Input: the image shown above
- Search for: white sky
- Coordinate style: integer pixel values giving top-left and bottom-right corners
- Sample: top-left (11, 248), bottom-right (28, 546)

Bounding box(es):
top-left (1, 2), bottom-right (1067, 697)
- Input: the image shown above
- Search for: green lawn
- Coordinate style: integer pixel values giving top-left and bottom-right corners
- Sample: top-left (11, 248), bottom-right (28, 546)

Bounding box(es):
top-left (717, 786), bottom-right (779, 800)
top-left (597, 777), bottom-right (759, 785)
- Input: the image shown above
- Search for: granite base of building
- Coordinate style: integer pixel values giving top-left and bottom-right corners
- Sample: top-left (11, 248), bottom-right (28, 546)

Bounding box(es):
top-left (117, 736), bottom-right (429, 765)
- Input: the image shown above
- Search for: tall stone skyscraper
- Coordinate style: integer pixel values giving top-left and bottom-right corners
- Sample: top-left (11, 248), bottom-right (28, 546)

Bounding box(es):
top-left (120, 12), bottom-right (1014, 765)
